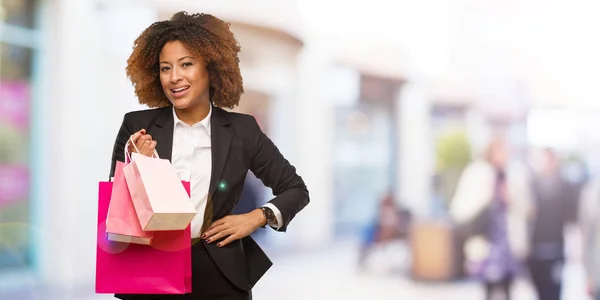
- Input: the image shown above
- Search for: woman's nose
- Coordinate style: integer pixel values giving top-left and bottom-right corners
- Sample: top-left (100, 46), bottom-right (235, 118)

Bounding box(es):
top-left (170, 68), bottom-right (182, 83)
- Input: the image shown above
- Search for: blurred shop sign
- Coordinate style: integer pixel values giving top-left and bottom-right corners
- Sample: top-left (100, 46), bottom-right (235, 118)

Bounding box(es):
top-left (0, 80), bottom-right (29, 130)
top-left (0, 165), bottom-right (28, 208)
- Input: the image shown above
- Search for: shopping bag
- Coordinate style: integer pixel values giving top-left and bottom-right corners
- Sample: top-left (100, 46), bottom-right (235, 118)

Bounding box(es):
top-left (96, 180), bottom-right (192, 294)
top-left (123, 137), bottom-right (196, 231)
top-left (105, 161), bottom-right (152, 245)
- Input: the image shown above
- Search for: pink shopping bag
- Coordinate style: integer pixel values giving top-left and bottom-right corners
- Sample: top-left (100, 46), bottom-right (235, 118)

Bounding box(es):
top-left (105, 161), bottom-right (152, 245)
top-left (96, 180), bottom-right (192, 294)
top-left (123, 140), bottom-right (196, 231)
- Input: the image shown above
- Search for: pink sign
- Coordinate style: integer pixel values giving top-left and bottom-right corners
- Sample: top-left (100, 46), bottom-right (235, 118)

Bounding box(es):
top-left (0, 165), bottom-right (28, 207)
top-left (0, 81), bottom-right (30, 130)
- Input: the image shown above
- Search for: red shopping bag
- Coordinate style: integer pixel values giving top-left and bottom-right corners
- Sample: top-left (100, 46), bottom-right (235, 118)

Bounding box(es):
top-left (95, 180), bottom-right (192, 294)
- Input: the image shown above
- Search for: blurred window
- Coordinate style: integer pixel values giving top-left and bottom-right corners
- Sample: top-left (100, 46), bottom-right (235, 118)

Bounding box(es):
top-left (0, 0), bottom-right (37, 270)
top-left (1, 0), bottom-right (36, 28)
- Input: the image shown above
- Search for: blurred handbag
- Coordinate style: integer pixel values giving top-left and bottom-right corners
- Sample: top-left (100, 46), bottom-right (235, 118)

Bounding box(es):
top-left (105, 161), bottom-right (152, 245)
top-left (96, 180), bottom-right (192, 294)
top-left (122, 137), bottom-right (196, 231)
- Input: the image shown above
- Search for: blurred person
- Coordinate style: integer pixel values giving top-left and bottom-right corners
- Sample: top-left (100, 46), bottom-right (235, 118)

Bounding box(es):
top-left (108, 12), bottom-right (309, 300)
top-left (357, 191), bottom-right (411, 271)
top-left (450, 136), bottom-right (532, 300)
top-left (527, 149), bottom-right (580, 300)
top-left (579, 173), bottom-right (600, 299)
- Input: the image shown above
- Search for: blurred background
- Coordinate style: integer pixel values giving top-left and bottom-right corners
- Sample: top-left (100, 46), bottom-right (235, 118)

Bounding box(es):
top-left (1, 0), bottom-right (600, 299)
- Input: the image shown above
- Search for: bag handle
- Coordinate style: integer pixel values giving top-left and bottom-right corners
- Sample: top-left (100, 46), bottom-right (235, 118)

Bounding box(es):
top-left (124, 135), bottom-right (160, 163)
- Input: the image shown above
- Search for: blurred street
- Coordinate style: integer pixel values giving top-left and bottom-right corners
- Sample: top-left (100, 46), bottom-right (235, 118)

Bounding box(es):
top-left (256, 240), bottom-right (589, 300)
top-left (0, 239), bottom-right (590, 300)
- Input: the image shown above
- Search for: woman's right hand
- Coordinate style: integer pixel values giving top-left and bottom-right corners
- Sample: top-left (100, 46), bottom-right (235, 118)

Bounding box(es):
top-left (128, 129), bottom-right (157, 157)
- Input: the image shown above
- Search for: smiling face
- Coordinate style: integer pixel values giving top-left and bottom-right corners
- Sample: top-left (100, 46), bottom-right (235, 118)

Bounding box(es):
top-left (158, 40), bottom-right (210, 110)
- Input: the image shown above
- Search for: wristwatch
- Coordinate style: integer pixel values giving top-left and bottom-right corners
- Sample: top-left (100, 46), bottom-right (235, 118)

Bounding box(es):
top-left (261, 207), bottom-right (276, 228)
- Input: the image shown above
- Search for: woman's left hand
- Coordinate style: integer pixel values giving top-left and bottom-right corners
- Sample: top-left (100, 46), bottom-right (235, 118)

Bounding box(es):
top-left (202, 209), bottom-right (266, 247)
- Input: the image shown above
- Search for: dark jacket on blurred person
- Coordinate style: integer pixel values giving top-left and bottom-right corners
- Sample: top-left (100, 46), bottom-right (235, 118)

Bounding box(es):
top-left (529, 174), bottom-right (579, 260)
top-left (526, 150), bottom-right (580, 300)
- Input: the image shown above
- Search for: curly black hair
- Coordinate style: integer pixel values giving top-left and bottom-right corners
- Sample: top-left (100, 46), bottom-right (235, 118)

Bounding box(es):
top-left (126, 12), bottom-right (243, 109)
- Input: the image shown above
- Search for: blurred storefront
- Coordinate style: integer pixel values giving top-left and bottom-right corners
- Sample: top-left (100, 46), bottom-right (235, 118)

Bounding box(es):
top-left (0, 0), bottom-right (38, 278)
top-left (332, 73), bottom-right (404, 236)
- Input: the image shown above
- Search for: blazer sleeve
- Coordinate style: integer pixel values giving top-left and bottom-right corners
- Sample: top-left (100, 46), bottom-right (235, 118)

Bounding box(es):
top-left (247, 116), bottom-right (309, 232)
top-left (109, 114), bottom-right (132, 179)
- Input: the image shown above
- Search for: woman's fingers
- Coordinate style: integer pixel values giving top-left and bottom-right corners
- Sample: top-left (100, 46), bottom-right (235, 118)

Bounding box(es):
top-left (205, 228), bottom-right (233, 244)
top-left (129, 129), bottom-right (148, 153)
top-left (138, 139), bottom-right (152, 156)
top-left (147, 140), bottom-right (157, 157)
top-left (127, 129), bottom-right (158, 158)
top-left (203, 223), bottom-right (227, 240)
top-left (130, 129), bottom-right (146, 143)
top-left (129, 133), bottom-right (156, 158)
top-left (217, 234), bottom-right (239, 248)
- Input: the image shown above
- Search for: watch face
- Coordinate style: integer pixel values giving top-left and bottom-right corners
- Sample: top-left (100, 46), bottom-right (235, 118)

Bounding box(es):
top-left (264, 208), bottom-right (275, 222)
top-left (268, 211), bottom-right (275, 222)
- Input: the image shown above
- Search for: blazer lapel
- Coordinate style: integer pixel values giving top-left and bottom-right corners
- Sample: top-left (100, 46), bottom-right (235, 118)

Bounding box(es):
top-left (152, 107), bottom-right (174, 162)
top-left (208, 107), bottom-right (232, 197)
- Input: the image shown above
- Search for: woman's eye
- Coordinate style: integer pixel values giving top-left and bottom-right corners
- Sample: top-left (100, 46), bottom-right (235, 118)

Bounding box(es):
top-left (182, 62), bottom-right (192, 67)
top-left (160, 66), bottom-right (170, 72)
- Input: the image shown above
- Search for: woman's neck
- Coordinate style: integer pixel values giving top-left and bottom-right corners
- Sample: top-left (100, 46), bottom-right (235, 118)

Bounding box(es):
top-left (174, 100), bottom-right (211, 126)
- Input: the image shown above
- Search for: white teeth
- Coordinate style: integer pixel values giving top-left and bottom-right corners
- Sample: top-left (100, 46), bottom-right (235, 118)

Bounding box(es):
top-left (173, 87), bottom-right (188, 92)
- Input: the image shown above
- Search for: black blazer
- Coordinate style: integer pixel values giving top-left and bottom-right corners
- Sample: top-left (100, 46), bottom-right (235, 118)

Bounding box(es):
top-left (109, 105), bottom-right (309, 291)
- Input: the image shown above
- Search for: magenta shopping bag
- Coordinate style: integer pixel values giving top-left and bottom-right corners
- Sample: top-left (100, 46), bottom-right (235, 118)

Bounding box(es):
top-left (95, 180), bottom-right (192, 294)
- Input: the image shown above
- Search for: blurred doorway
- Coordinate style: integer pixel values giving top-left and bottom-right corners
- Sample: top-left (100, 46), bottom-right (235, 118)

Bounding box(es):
top-left (333, 73), bottom-right (404, 237)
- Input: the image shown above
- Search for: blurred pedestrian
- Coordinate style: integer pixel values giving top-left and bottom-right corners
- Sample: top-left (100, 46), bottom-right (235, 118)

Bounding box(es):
top-left (450, 136), bottom-right (532, 300)
top-left (527, 149), bottom-right (579, 300)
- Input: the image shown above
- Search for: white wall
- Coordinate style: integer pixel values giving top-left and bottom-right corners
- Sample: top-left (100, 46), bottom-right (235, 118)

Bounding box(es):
top-left (287, 44), bottom-right (336, 247)
top-left (396, 83), bottom-right (434, 217)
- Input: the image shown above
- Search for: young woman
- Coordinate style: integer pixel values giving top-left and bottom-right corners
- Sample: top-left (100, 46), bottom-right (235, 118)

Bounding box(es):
top-left (109, 11), bottom-right (309, 300)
